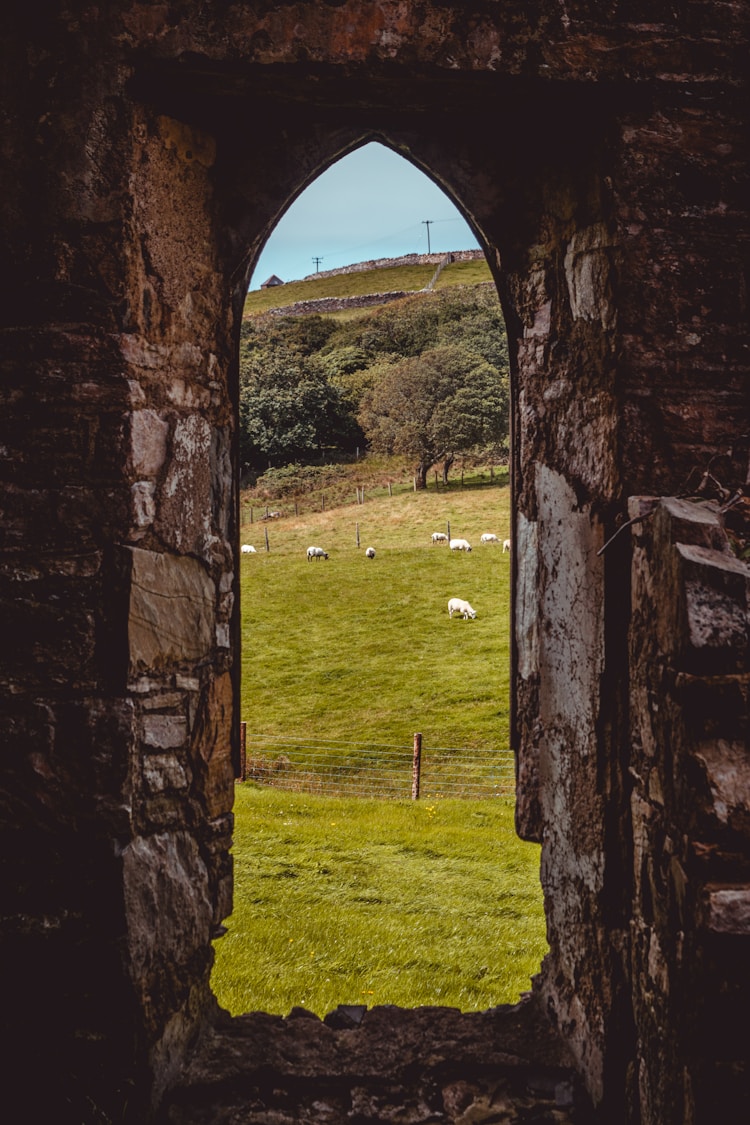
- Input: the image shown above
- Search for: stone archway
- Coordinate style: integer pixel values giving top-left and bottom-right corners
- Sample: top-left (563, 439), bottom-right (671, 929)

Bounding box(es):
top-left (2, 5), bottom-right (747, 1124)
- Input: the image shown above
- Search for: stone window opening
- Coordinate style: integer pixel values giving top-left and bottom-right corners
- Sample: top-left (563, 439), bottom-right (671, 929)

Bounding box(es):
top-left (216, 140), bottom-right (545, 1026)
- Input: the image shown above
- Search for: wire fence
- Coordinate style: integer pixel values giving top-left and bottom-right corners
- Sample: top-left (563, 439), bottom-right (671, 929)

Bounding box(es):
top-left (238, 727), bottom-right (515, 800)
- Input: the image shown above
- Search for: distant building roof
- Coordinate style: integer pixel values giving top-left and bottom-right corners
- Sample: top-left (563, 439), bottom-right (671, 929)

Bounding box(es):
top-left (260, 274), bottom-right (284, 288)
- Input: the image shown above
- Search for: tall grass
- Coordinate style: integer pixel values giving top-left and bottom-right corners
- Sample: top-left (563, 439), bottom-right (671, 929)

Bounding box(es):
top-left (212, 788), bottom-right (546, 1017)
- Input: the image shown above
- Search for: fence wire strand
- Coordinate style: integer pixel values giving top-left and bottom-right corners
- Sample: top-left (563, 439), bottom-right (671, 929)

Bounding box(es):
top-left (239, 731), bottom-right (515, 799)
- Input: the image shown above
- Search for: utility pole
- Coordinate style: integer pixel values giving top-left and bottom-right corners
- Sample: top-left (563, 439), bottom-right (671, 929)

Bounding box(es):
top-left (422, 220), bottom-right (433, 254)
top-left (312, 256), bottom-right (323, 272)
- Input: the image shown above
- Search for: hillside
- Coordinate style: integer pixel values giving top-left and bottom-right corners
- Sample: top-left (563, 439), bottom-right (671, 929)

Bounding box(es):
top-left (244, 255), bottom-right (493, 316)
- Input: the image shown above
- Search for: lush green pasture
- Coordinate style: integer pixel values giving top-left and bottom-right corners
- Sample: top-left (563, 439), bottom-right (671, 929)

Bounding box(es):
top-left (239, 480), bottom-right (512, 749)
top-left (212, 787), bottom-right (547, 1017)
top-left (216, 479), bottom-right (547, 1020)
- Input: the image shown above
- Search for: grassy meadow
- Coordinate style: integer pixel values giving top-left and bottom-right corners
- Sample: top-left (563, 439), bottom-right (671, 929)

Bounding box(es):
top-left (238, 473), bottom-right (512, 749)
top-left (212, 788), bottom-right (547, 1017)
top-left (212, 472), bottom-right (548, 1018)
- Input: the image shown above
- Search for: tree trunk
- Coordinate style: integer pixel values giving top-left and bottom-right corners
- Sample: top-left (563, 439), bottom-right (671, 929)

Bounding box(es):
top-left (414, 461), bottom-right (428, 489)
top-left (442, 454), bottom-right (455, 485)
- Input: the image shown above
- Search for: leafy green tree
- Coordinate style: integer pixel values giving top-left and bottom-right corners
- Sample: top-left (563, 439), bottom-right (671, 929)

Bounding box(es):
top-left (239, 333), bottom-right (362, 472)
top-left (357, 343), bottom-right (508, 488)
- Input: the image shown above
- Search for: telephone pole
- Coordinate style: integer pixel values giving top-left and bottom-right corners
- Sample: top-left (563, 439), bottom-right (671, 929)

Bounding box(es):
top-left (312, 256), bottom-right (323, 272)
top-left (422, 220), bottom-right (433, 254)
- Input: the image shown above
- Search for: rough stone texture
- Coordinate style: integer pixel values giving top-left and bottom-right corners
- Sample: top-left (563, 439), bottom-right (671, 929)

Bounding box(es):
top-left (628, 498), bottom-right (750, 1125)
top-left (1, 3), bottom-right (748, 1124)
top-left (159, 999), bottom-right (594, 1125)
top-left (127, 547), bottom-right (217, 674)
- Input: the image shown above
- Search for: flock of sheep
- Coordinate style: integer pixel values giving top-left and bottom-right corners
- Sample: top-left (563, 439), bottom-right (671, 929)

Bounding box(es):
top-left (240, 530), bottom-right (510, 624)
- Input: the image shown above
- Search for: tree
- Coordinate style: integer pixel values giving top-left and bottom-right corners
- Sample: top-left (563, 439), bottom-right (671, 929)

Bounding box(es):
top-left (357, 343), bottom-right (508, 488)
top-left (239, 338), bottom-right (362, 471)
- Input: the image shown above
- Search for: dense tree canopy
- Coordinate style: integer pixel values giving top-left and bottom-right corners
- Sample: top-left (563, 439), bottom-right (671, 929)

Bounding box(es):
top-left (357, 343), bottom-right (507, 487)
top-left (238, 285), bottom-right (509, 480)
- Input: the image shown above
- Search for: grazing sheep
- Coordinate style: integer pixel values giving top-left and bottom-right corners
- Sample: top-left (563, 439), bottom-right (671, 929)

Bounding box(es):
top-left (480, 533), bottom-right (499, 544)
top-left (240, 544), bottom-right (256, 554)
top-left (365, 547), bottom-right (376, 559)
top-left (502, 539), bottom-right (511, 553)
top-left (431, 532), bottom-right (448, 544)
top-left (306, 546), bottom-right (329, 561)
top-left (449, 537), bottom-right (472, 552)
top-left (448, 597), bottom-right (477, 620)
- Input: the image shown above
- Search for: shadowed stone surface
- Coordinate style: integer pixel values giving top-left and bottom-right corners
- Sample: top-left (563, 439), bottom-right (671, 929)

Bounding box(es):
top-left (1, 2), bottom-right (748, 1123)
top-left (160, 999), bottom-right (593, 1125)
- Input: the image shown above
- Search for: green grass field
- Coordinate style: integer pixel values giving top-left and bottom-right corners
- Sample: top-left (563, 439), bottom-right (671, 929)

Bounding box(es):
top-left (211, 475), bottom-right (547, 1018)
top-left (238, 477), bottom-right (512, 748)
top-left (212, 788), bottom-right (547, 1017)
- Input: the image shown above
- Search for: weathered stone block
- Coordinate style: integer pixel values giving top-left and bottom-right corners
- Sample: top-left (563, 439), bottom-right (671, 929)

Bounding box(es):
top-left (703, 886), bottom-right (750, 935)
top-left (191, 672), bottom-right (234, 819)
top-left (677, 543), bottom-right (749, 672)
top-left (143, 714), bottom-right (188, 750)
top-left (130, 410), bottom-right (168, 477)
top-left (143, 754), bottom-right (189, 794)
top-left (122, 830), bottom-right (212, 992)
top-left (126, 547), bottom-right (215, 674)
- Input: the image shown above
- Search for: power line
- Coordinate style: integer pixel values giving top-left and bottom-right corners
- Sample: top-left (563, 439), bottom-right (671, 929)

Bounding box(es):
top-left (312, 256), bottom-right (323, 271)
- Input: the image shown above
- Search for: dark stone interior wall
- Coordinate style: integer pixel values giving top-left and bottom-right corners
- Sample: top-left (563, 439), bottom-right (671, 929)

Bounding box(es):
top-left (1, 3), bottom-right (748, 1123)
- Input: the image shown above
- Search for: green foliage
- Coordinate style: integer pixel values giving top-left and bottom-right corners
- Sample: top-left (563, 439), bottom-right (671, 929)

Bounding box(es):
top-left (212, 788), bottom-right (547, 1016)
top-left (239, 317), bottom-right (363, 470)
top-left (357, 343), bottom-right (508, 486)
top-left (238, 285), bottom-right (509, 479)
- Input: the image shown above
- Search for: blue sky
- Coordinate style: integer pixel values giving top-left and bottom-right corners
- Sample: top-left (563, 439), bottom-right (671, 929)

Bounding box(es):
top-left (249, 141), bottom-right (481, 289)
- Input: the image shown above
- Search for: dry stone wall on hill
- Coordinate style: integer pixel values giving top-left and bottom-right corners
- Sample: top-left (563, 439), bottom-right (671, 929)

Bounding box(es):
top-left (303, 249), bottom-right (484, 281)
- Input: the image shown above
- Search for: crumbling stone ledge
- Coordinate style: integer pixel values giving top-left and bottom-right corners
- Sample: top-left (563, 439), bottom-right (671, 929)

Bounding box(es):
top-left (158, 996), bottom-right (594, 1123)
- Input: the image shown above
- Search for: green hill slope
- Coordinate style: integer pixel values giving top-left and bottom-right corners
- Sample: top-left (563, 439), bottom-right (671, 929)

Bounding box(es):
top-left (244, 256), bottom-right (492, 316)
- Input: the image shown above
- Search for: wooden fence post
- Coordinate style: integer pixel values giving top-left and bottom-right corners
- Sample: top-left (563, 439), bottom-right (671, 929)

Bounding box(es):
top-left (322, 493), bottom-right (325, 512)
top-left (264, 526), bottom-right (269, 552)
top-left (250, 506), bottom-right (254, 523)
top-left (388, 482), bottom-right (393, 497)
top-left (434, 471), bottom-right (438, 490)
top-left (447, 520), bottom-right (451, 542)
top-left (240, 721), bottom-right (247, 782)
top-left (412, 732), bottom-right (422, 800)
top-left (356, 521), bottom-right (360, 548)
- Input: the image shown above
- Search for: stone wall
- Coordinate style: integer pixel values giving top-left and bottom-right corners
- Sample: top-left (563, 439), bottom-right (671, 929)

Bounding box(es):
top-left (1, 3), bottom-right (748, 1123)
top-left (628, 498), bottom-right (750, 1124)
top-left (304, 249), bottom-right (484, 281)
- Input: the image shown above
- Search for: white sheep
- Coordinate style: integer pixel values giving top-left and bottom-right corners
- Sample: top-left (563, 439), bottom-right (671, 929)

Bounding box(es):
top-left (502, 539), bottom-right (511, 553)
top-left (240, 544), bottom-right (256, 554)
top-left (449, 538), bottom-right (472, 552)
top-left (306, 546), bottom-right (329, 561)
top-left (431, 532), bottom-right (448, 544)
top-left (365, 547), bottom-right (376, 559)
top-left (480, 533), bottom-right (499, 544)
top-left (448, 597), bottom-right (477, 620)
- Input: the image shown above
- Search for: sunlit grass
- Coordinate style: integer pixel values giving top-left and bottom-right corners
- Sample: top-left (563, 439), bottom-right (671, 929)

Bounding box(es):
top-left (215, 478), bottom-right (548, 1020)
top-left (212, 788), bottom-right (547, 1017)
top-left (239, 480), bottom-right (512, 749)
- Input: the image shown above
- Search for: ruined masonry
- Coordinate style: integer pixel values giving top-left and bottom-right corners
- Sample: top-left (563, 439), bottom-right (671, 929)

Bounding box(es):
top-left (1, 3), bottom-right (748, 1124)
